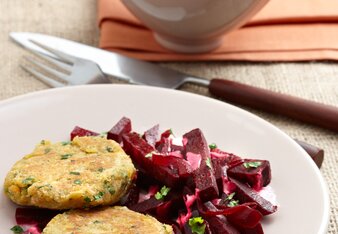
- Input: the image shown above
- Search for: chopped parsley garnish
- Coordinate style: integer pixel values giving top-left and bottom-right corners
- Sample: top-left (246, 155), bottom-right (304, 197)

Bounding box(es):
top-left (104, 180), bottom-right (115, 195)
top-left (106, 146), bottom-right (113, 152)
top-left (145, 152), bottom-right (153, 158)
top-left (93, 220), bottom-right (100, 224)
top-left (62, 141), bottom-right (71, 146)
top-left (94, 191), bottom-right (105, 200)
top-left (100, 132), bottom-right (108, 138)
top-left (10, 225), bottom-right (24, 234)
top-left (98, 167), bottom-right (104, 172)
top-left (169, 128), bottom-right (175, 137)
top-left (22, 177), bottom-right (34, 185)
top-left (70, 171), bottom-right (80, 175)
top-left (155, 186), bottom-right (171, 200)
top-left (225, 192), bottom-right (235, 201)
top-left (224, 192), bottom-right (239, 207)
top-left (74, 179), bottom-right (82, 185)
top-left (40, 140), bottom-right (46, 145)
top-left (228, 200), bottom-right (239, 207)
top-left (84, 196), bottom-right (91, 203)
top-left (188, 217), bottom-right (206, 234)
top-left (206, 158), bottom-right (212, 169)
top-left (243, 161), bottom-right (262, 169)
top-left (60, 154), bottom-right (73, 160)
top-left (44, 148), bottom-right (51, 154)
top-left (208, 143), bottom-right (217, 150)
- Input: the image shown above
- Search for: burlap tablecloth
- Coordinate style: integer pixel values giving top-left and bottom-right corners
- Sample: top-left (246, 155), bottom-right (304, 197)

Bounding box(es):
top-left (0, 0), bottom-right (337, 233)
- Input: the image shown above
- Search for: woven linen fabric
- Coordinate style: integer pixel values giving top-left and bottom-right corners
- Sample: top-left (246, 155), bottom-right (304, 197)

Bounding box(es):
top-left (0, 0), bottom-right (337, 233)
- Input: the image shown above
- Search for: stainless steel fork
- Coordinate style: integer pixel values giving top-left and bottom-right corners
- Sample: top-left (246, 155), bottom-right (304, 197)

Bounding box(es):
top-left (21, 41), bottom-right (114, 87)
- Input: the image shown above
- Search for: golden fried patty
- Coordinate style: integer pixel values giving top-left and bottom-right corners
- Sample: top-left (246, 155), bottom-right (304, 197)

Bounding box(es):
top-left (43, 206), bottom-right (173, 234)
top-left (4, 136), bottom-right (136, 209)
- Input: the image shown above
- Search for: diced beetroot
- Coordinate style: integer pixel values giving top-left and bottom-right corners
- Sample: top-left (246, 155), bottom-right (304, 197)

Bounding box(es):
top-left (226, 206), bottom-right (263, 228)
top-left (156, 200), bottom-right (175, 221)
top-left (143, 124), bottom-right (160, 146)
top-left (210, 149), bottom-right (243, 167)
top-left (107, 116), bottom-right (132, 143)
top-left (155, 129), bottom-right (172, 149)
top-left (200, 202), bottom-right (240, 234)
top-left (129, 196), bottom-right (165, 213)
top-left (138, 185), bottom-right (159, 203)
top-left (122, 132), bottom-right (155, 169)
top-left (234, 223), bottom-right (264, 234)
top-left (221, 177), bottom-right (237, 195)
top-left (230, 178), bottom-right (277, 215)
top-left (119, 184), bottom-right (140, 207)
top-left (227, 159), bottom-right (271, 191)
top-left (24, 225), bottom-right (41, 234)
top-left (172, 224), bottom-right (183, 234)
top-left (70, 126), bottom-right (99, 140)
top-left (186, 152), bottom-right (202, 171)
top-left (157, 138), bottom-right (171, 153)
top-left (184, 129), bottom-right (219, 201)
top-left (16, 208), bottom-right (60, 230)
top-left (152, 154), bottom-right (192, 177)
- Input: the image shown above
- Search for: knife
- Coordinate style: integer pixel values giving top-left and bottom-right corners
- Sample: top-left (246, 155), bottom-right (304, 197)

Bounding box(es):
top-left (10, 32), bottom-right (338, 132)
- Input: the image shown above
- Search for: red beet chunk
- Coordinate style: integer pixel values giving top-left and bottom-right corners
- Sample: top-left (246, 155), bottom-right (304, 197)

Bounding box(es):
top-left (122, 132), bottom-right (155, 169)
top-left (70, 126), bottom-right (99, 140)
top-left (152, 154), bottom-right (192, 177)
top-left (143, 124), bottom-right (160, 146)
top-left (16, 208), bottom-right (60, 230)
top-left (107, 116), bottom-right (132, 143)
top-left (184, 129), bottom-right (219, 201)
top-left (227, 159), bottom-right (271, 191)
top-left (235, 223), bottom-right (264, 234)
top-left (226, 205), bottom-right (263, 228)
top-left (129, 196), bottom-right (165, 213)
top-left (123, 133), bottom-right (183, 187)
top-left (119, 184), bottom-right (140, 207)
top-left (200, 202), bottom-right (240, 234)
top-left (230, 178), bottom-right (277, 215)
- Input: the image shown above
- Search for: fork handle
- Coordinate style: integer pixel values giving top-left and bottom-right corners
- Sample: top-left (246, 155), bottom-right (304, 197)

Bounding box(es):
top-left (209, 79), bottom-right (338, 132)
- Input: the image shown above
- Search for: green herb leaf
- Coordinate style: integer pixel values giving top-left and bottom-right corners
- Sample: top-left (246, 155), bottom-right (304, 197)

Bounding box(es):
top-left (206, 158), bottom-right (212, 169)
top-left (10, 225), bottom-right (24, 234)
top-left (93, 220), bottom-right (100, 224)
top-left (155, 186), bottom-right (171, 200)
top-left (188, 217), bottom-right (206, 234)
top-left (84, 196), bottom-right (91, 203)
top-left (70, 171), bottom-right (80, 175)
top-left (94, 191), bottom-right (105, 200)
top-left (225, 192), bottom-right (236, 201)
top-left (228, 200), bottom-right (239, 207)
top-left (61, 154), bottom-right (73, 160)
top-left (22, 177), bottom-right (34, 185)
top-left (98, 167), bottom-right (104, 172)
top-left (145, 152), bottom-right (153, 158)
top-left (74, 179), bottom-right (82, 185)
top-left (40, 140), bottom-right (46, 145)
top-left (44, 148), bottom-right (51, 154)
top-left (62, 141), bottom-right (71, 146)
top-left (208, 143), bottom-right (217, 150)
top-left (106, 146), bottom-right (113, 152)
top-left (100, 132), bottom-right (108, 138)
top-left (169, 128), bottom-right (175, 137)
top-left (243, 161), bottom-right (262, 169)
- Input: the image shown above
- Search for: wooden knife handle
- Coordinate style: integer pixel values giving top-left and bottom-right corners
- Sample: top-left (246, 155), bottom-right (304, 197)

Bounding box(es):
top-left (209, 79), bottom-right (338, 132)
top-left (295, 139), bottom-right (324, 168)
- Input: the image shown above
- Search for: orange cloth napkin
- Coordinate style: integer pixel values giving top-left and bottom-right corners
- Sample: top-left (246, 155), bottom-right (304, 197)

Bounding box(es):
top-left (98, 0), bottom-right (338, 61)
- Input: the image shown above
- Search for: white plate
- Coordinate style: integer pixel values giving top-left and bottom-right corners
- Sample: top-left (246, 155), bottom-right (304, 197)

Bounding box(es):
top-left (0, 85), bottom-right (329, 234)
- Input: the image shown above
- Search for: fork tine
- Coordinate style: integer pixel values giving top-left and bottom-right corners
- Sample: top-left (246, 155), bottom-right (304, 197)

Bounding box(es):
top-left (30, 40), bottom-right (76, 64)
top-left (24, 56), bottom-right (70, 83)
top-left (26, 48), bottom-right (72, 72)
top-left (20, 65), bottom-right (65, 88)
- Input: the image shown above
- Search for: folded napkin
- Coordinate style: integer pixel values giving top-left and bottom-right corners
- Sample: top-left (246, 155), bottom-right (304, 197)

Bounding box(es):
top-left (98, 0), bottom-right (338, 61)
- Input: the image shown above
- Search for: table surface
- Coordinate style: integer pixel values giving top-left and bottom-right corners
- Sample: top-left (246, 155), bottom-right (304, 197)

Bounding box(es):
top-left (0, 0), bottom-right (337, 233)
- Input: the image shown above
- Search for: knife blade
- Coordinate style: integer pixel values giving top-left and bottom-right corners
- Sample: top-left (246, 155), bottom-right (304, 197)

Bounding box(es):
top-left (10, 32), bottom-right (338, 132)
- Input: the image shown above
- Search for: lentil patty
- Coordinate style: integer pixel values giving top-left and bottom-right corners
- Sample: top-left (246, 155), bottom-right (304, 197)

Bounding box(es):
top-left (43, 206), bottom-right (173, 234)
top-left (4, 136), bottom-right (136, 209)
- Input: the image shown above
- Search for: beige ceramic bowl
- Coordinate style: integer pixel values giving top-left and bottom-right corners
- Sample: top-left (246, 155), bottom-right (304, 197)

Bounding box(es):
top-left (122, 0), bottom-right (269, 53)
